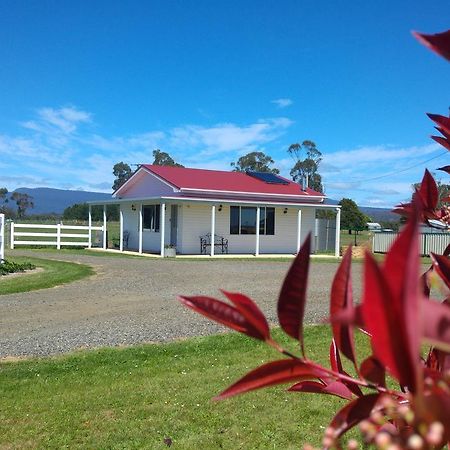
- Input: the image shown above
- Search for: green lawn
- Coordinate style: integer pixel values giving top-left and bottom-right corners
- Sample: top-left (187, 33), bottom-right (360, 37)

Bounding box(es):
top-left (0, 256), bottom-right (94, 295)
top-left (339, 229), bottom-right (373, 247)
top-left (0, 326), bottom-right (370, 449)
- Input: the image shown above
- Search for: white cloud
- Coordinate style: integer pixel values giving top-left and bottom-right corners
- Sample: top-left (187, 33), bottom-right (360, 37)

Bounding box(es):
top-left (322, 143), bottom-right (448, 208)
top-left (4, 105), bottom-right (443, 210)
top-left (0, 107), bottom-right (293, 192)
top-left (22, 106), bottom-right (92, 135)
top-left (327, 181), bottom-right (362, 191)
top-left (364, 198), bottom-right (390, 207)
top-left (271, 98), bottom-right (293, 108)
top-left (325, 144), bottom-right (439, 168)
top-left (169, 118), bottom-right (293, 156)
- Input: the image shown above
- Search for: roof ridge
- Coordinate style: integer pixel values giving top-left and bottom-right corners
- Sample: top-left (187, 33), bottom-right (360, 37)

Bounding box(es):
top-left (142, 164), bottom-right (253, 176)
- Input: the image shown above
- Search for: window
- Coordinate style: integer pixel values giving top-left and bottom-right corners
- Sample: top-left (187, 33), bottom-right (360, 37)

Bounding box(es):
top-left (262, 207), bottom-right (275, 235)
top-left (143, 205), bottom-right (160, 231)
top-left (230, 206), bottom-right (275, 235)
top-left (230, 206), bottom-right (240, 234)
top-left (240, 207), bottom-right (257, 234)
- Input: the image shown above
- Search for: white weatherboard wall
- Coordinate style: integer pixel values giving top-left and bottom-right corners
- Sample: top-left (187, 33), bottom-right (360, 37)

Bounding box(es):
top-left (178, 204), bottom-right (316, 254)
top-left (117, 170), bottom-right (176, 197)
top-left (121, 202), bottom-right (169, 252)
top-left (122, 203), bottom-right (139, 250)
top-left (259, 207), bottom-right (315, 254)
top-left (178, 204), bottom-right (212, 254)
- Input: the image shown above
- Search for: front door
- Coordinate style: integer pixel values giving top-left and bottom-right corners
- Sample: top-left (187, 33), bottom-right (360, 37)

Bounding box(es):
top-left (170, 205), bottom-right (178, 246)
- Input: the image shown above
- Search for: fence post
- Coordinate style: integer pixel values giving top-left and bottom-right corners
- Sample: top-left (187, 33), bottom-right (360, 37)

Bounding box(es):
top-left (10, 221), bottom-right (14, 249)
top-left (57, 223), bottom-right (61, 250)
top-left (88, 205), bottom-right (92, 249)
top-left (0, 214), bottom-right (4, 262)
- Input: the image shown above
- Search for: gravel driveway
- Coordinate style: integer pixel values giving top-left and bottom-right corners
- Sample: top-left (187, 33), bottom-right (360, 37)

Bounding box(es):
top-left (0, 250), bottom-right (362, 357)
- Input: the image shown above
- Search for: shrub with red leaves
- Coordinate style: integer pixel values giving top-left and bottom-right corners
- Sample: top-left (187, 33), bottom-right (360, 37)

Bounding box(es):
top-left (179, 29), bottom-right (450, 449)
top-left (394, 29), bottom-right (450, 230)
top-left (180, 205), bottom-right (450, 448)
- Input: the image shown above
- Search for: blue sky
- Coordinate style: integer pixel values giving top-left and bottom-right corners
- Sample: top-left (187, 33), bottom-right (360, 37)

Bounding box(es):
top-left (0, 1), bottom-right (449, 207)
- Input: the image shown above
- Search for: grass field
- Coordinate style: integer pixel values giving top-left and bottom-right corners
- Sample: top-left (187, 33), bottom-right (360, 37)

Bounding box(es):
top-left (339, 230), bottom-right (372, 248)
top-left (0, 256), bottom-right (94, 295)
top-left (0, 326), bottom-right (370, 449)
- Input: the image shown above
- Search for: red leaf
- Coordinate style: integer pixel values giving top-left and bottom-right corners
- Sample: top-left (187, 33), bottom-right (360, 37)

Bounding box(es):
top-left (443, 244), bottom-right (450, 257)
top-left (329, 340), bottom-right (343, 373)
top-left (415, 385), bottom-right (450, 443)
top-left (421, 268), bottom-right (432, 298)
top-left (428, 113), bottom-right (450, 135)
top-left (431, 253), bottom-right (450, 290)
top-left (330, 340), bottom-right (364, 397)
top-left (426, 347), bottom-right (450, 372)
top-left (435, 126), bottom-right (450, 140)
top-left (289, 380), bottom-right (354, 400)
top-left (392, 202), bottom-right (416, 220)
top-left (437, 165), bottom-right (450, 174)
top-left (328, 394), bottom-right (381, 439)
top-left (329, 304), bottom-right (366, 330)
top-left (178, 295), bottom-right (266, 340)
top-left (380, 207), bottom-right (421, 390)
top-left (432, 135), bottom-right (450, 152)
top-left (362, 224), bottom-right (421, 391)
top-left (277, 234), bottom-right (311, 346)
top-left (220, 290), bottom-right (270, 341)
top-left (413, 30), bottom-right (450, 61)
top-left (330, 246), bottom-right (357, 364)
top-left (422, 299), bottom-right (450, 352)
top-left (417, 169), bottom-right (439, 212)
top-left (359, 356), bottom-right (386, 387)
top-left (214, 358), bottom-right (328, 400)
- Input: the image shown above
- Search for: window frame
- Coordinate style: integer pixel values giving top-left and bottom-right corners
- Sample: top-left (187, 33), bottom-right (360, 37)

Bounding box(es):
top-left (142, 204), bottom-right (161, 232)
top-left (230, 206), bottom-right (275, 235)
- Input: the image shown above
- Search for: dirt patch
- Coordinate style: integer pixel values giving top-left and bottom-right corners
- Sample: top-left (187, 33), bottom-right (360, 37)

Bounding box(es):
top-left (0, 355), bottom-right (28, 363)
top-left (0, 267), bottom-right (44, 279)
top-left (341, 245), bottom-right (369, 258)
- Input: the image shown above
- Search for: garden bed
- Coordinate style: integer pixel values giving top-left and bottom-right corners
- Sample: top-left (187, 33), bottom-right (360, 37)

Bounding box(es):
top-left (0, 260), bottom-right (36, 276)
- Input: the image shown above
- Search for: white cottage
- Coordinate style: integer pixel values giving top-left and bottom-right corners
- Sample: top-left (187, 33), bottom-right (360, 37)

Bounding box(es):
top-left (88, 165), bottom-right (341, 256)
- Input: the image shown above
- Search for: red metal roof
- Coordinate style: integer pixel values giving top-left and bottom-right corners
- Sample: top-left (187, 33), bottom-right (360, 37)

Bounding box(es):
top-left (141, 164), bottom-right (324, 197)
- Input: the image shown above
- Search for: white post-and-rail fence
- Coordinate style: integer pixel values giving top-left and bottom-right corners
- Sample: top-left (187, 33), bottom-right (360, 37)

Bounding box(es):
top-left (373, 231), bottom-right (450, 256)
top-left (0, 214), bottom-right (5, 262)
top-left (10, 223), bottom-right (104, 249)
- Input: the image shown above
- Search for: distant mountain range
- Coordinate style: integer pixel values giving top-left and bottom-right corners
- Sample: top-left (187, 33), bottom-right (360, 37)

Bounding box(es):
top-left (359, 206), bottom-right (398, 223)
top-left (12, 188), bottom-right (112, 215)
top-left (10, 187), bottom-right (398, 222)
